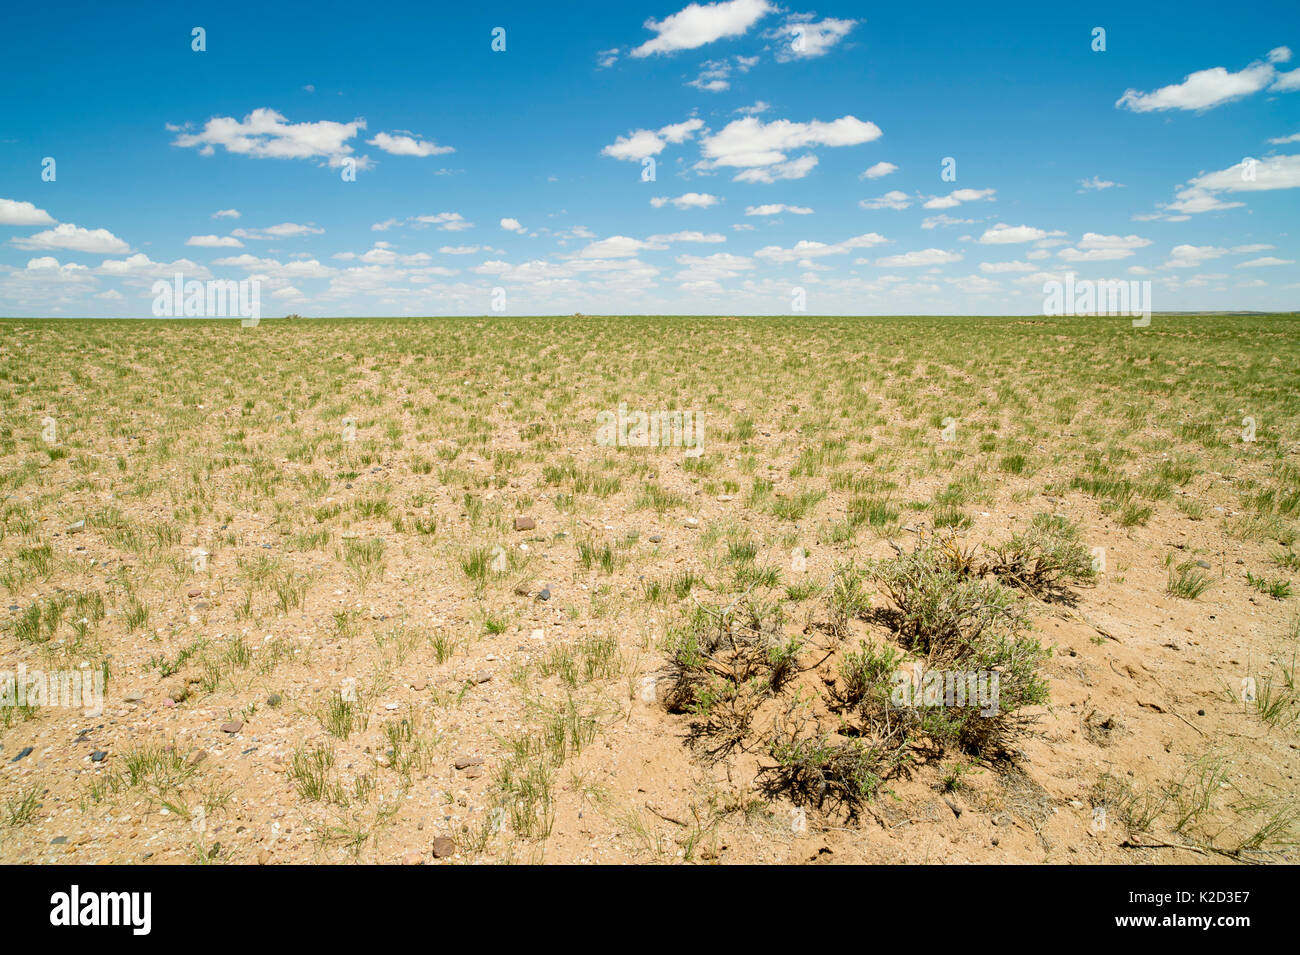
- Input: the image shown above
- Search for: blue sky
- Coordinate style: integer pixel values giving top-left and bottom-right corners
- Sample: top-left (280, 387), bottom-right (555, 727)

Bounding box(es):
top-left (1, 0), bottom-right (1297, 316)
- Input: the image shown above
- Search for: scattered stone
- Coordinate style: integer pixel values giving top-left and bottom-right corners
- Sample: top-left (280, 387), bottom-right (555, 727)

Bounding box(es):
top-left (194, 600), bottom-right (210, 611)
top-left (536, 587), bottom-right (550, 601)
top-left (90, 750), bottom-right (107, 763)
top-left (454, 756), bottom-right (484, 770)
top-left (258, 849), bottom-right (271, 865)
top-left (189, 752), bottom-right (207, 768)
top-left (266, 693), bottom-right (282, 707)
top-left (401, 849), bottom-right (424, 865)
top-left (124, 691), bottom-right (144, 703)
top-left (514, 516), bottom-right (536, 531)
top-left (51, 836), bottom-right (67, 845)
top-left (187, 589), bottom-right (203, 598)
top-left (1195, 560), bottom-right (1212, 569)
top-left (431, 836), bottom-right (456, 858)
top-left (11, 747), bottom-right (33, 763)
top-left (410, 679), bottom-right (427, 691)
top-left (472, 671), bottom-right (492, 684)
top-left (684, 517), bottom-right (699, 528)
top-left (941, 794), bottom-right (962, 819)
top-left (67, 520), bottom-right (85, 533)
top-left (220, 720), bottom-right (244, 734)
top-left (464, 766), bottom-right (483, 779)
top-left (648, 535), bottom-right (662, 543)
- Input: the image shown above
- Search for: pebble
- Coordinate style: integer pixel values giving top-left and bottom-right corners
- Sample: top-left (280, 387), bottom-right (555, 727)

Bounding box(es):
top-left (472, 671), bottom-right (492, 684)
top-left (536, 587), bottom-right (550, 601)
top-left (220, 720), bottom-right (244, 734)
top-left (90, 750), bottom-right (107, 763)
top-left (11, 747), bottom-right (33, 763)
top-left (454, 756), bottom-right (484, 770)
top-left (267, 693), bottom-right (282, 707)
top-left (431, 836), bottom-right (456, 858)
top-left (514, 516), bottom-right (536, 531)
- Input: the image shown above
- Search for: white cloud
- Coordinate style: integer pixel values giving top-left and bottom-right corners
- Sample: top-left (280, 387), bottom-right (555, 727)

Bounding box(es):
top-left (602, 118), bottom-right (704, 161)
top-left (1237, 256), bottom-right (1295, 267)
top-left (1163, 244), bottom-right (1227, 268)
top-left (978, 260), bottom-right (1035, 273)
top-left (755, 232), bottom-right (888, 263)
top-left (861, 161), bottom-right (897, 180)
top-left (650, 192), bottom-right (720, 209)
top-left (186, 234), bottom-right (244, 248)
top-left (924, 188), bottom-right (995, 210)
top-left (97, 253), bottom-right (211, 280)
top-left (412, 212), bottom-right (473, 231)
top-left (1151, 153), bottom-right (1300, 217)
top-left (500, 217), bottom-right (526, 233)
top-left (439, 245), bottom-right (501, 255)
top-left (745, 203), bottom-right (813, 216)
top-left (768, 16), bottom-right (856, 61)
top-left (978, 223), bottom-right (1051, 244)
top-left (0, 199), bottom-right (56, 226)
top-left (859, 190), bottom-right (911, 211)
top-left (921, 214), bottom-right (974, 230)
top-left (1079, 176), bottom-right (1119, 191)
top-left (11, 223), bottom-right (130, 254)
top-left (1117, 49), bottom-right (1298, 112)
top-left (734, 154), bottom-right (818, 183)
top-left (630, 0), bottom-right (773, 57)
top-left (597, 48), bottom-right (620, 68)
top-left (700, 115), bottom-right (881, 171)
top-left (172, 108), bottom-right (367, 168)
top-left (212, 209), bottom-right (240, 219)
top-left (875, 248), bottom-right (963, 267)
top-left (367, 131), bottom-right (454, 157)
top-left (231, 222), bottom-right (324, 240)
top-left (646, 231), bottom-right (726, 243)
top-left (1056, 232), bottom-right (1151, 261)
top-left (576, 236), bottom-right (659, 258)
top-left (1267, 132), bottom-right (1300, 144)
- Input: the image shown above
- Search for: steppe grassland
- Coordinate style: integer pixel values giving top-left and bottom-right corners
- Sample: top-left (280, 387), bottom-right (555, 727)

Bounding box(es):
top-left (1, 313), bottom-right (1298, 863)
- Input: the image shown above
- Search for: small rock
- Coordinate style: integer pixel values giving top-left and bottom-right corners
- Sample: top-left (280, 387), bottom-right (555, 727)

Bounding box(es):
top-left (431, 836), bottom-right (456, 858)
top-left (10, 747), bottom-right (33, 763)
top-left (90, 750), bottom-right (107, 763)
top-left (454, 756), bottom-right (484, 770)
top-left (266, 693), bottom-right (282, 707)
top-left (51, 836), bottom-right (67, 845)
top-left (410, 679), bottom-right (427, 691)
top-left (472, 671), bottom-right (492, 684)
top-left (67, 520), bottom-right (85, 533)
top-left (401, 849), bottom-right (424, 865)
top-left (514, 516), bottom-right (536, 531)
top-left (536, 587), bottom-right (550, 601)
top-left (684, 517), bottom-right (699, 528)
top-left (194, 600), bottom-right (210, 611)
top-left (220, 720), bottom-right (244, 734)
top-left (648, 535), bottom-right (662, 543)
top-left (124, 692), bottom-right (144, 703)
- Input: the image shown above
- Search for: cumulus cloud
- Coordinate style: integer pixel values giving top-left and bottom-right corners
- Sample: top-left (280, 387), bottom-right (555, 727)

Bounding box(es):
top-left (861, 161), bottom-right (897, 180)
top-left (0, 199), bottom-right (56, 226)
top-left (767, 15), bottom-right (856, 61)
top-left (11, 223), bottom-right (130, 254)
top-left (186, 235), bottom-right (244, 248)
top-left (1147, 153), bottom-right (1300, 218)
top-left (875, 248), bottom-right (963, 267)
top-left (745, 203), bottom-right (813, 215)
top-left (924, 188), bottom-right (995, 210)
top-left (1116, 48), bottom-right (1299, 112)
top-left (171, 108), bottom-right (368, 168)
top-left (755, 232), bottom-right (888, 263)
top-left (699, 115), bottom-right (881, 177)
top-left (1163, 244), bottom-right (1227, 268)
top-left (231, 223), bottom-right (324, 240)
top-left (650, 192), bottom-right (720, 209)
top-left (978, 223), bottom-right (1053, 244)
top-left (1055, 233), bottom-right (1151, 261)
top-left (630, 0), bottom-right (773, 57)
top-left (367, 131), bottom-right (454, 157)
top-left (212, 209), bottom-right (240, 219)
top-left (500, 218), bottom-right (526, 233)
top-left (859, 190), bottom-right (911, 211)
top-left (602, 118), bottom-right (705, 161)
